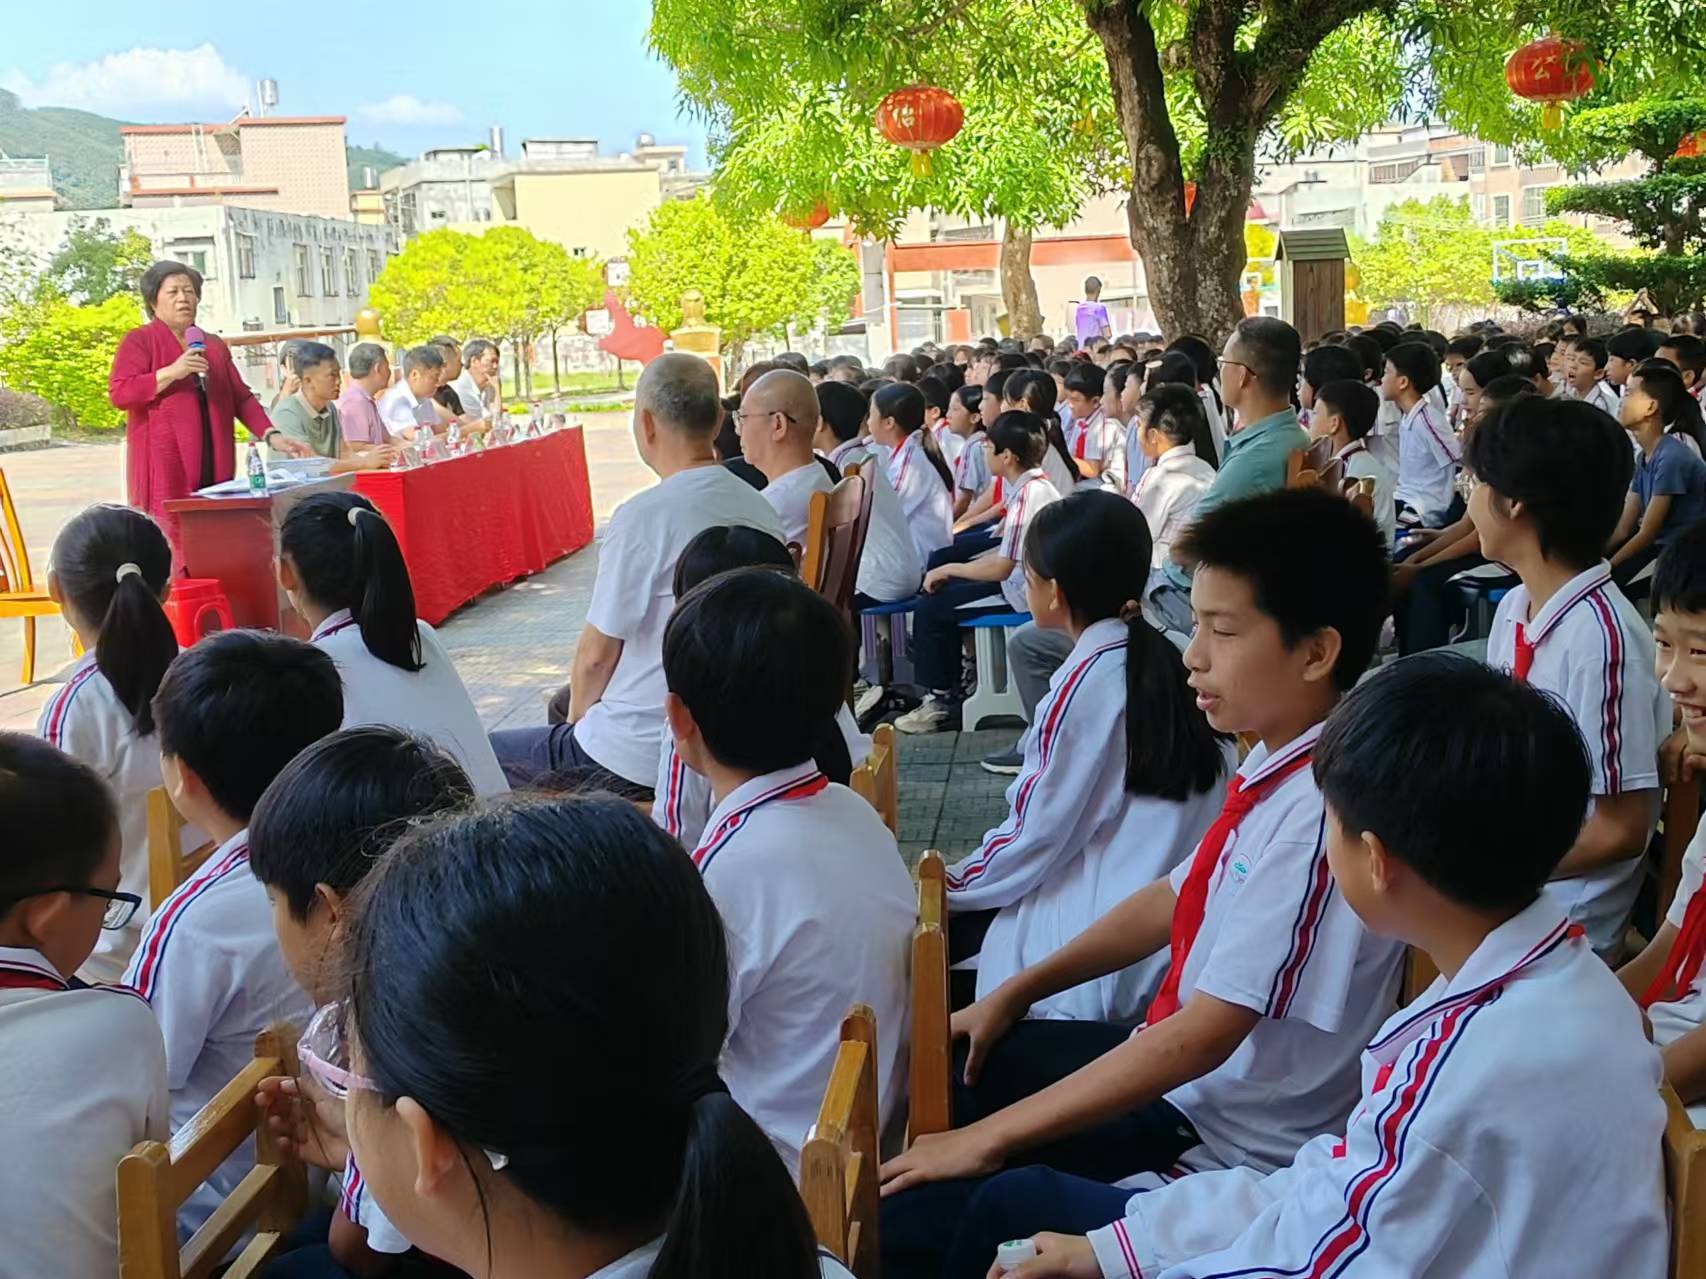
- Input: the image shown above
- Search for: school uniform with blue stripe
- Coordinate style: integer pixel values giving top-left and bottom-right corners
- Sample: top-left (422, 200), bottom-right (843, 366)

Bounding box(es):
top-left (1086, 901), bottom-right (1667, 1279)
top-left (948, 618), bottom-right (1232, 1023)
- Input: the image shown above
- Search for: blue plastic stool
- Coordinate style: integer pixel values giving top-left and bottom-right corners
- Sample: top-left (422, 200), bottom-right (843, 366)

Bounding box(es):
top-left (960, 610), bottom-right (1032, 730)
top-left (858, 596), bottom-right (921, 687)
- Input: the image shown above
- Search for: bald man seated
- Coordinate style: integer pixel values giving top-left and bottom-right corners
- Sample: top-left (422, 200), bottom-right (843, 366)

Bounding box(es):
top-left (740, 369), bottom-right (838, 544)
top-left (488, 353), bottom-right (784, 794)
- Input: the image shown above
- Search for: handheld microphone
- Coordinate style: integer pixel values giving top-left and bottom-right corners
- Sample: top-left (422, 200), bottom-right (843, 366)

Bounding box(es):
top-left (184, 325), bottom-right (207, 391)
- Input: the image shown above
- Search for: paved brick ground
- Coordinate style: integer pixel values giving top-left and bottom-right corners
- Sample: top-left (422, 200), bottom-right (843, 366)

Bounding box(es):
top-left (0, 422), bottom-right (1016, 851)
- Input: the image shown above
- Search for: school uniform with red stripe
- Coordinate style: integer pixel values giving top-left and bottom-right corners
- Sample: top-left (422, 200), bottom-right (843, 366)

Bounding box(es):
top-left (951, 619), bottom-right (1233, 1022)
top-left (1159, 724), bottom-right (1406, 1176)
top-left (36, 653), bottom-right (170, 984)
top-left (692, 761), bottom-right (915, 1173)
top-left (651, 707), bottom-right (871, 850)
top-left (994, 468), bottom-right (1063, 612)
top-left (1393, 397), bottom-right (1460, 527)
top-left (122, 831), bottom-right (314, 1240)
top-left (885, 431), bottom-right (954, 565)
top-left (1086, 901), bottom-right (1666, 1279)
top-left (1645, 820), bottom-right (1706, 1125)
top-left (338, 1152), bottom-right (411, 1254)
top-left (1487, 563), bottom-right (1667, 954)
top-left (0, 947), bottom-right (169, 1279)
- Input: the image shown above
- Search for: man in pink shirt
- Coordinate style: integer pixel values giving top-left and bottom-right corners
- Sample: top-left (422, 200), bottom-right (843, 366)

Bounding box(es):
top-left (1074, 275), bottom-right (1112, 346)
top-left (336, 342), bottom-right (391, 446)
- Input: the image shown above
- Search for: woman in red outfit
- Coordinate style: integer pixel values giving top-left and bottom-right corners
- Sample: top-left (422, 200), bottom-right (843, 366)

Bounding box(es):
top-left (108, 260), bottom-right (311, 560)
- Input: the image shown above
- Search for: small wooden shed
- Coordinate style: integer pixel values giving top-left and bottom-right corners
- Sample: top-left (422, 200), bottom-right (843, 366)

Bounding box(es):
top-left (1275, 229), bottom-right (1350, 344)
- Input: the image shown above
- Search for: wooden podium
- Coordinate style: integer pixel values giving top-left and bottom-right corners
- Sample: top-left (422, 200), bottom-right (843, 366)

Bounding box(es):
top-left (164, 476), bottom-right (353, 638)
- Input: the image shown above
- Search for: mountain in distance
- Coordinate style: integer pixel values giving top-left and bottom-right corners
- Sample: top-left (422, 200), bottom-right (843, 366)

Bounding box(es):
top-left (0, 89), bottom-right (407, 210)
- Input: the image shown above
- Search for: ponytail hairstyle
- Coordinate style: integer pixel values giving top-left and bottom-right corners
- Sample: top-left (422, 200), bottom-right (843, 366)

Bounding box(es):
top-left (344, 797), bottom-right (823, 1279)
top-left (873, 382), bottom-right (954, 493)
top-left (1004, 368), bottom-right (1079, 479)
top-left (1025, 491), bottom-right (1229, 799)
top-left (669, 526), bottom-right (851, 784)
top-left (1632, 359), bottom-right (1706, 451)
top-left (280, 492), bottom-right (423, 672)
top-left (663, 567), bottom-right (854, 786)
top-left (1137, 384), bottom-right (1218, 467)
top-left (952, 383), bottom-right (984, 424)
top-left (49, 504), bottom-right (176, 735)
top-left (1167, 335), bottom-right (1222, 416)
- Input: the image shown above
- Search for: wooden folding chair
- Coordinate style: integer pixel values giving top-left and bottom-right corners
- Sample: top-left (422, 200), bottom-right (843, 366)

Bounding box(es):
top-left (146, 787), bottom-right (217, 906)
top-left (118, 1025), bottom-right (309, 1279)
top-left (1663, 1082), bottom-right (1706, 1279)
top-left (1400, 946), bottom-right (1440, 1005)
top-left (802, 475), bottom-right (874, 615)
top-left (801, 1005), bottom-right (881, 1279)
top-left (1315, 455), bottom-right (1345, 492)
top-left (850, 724), bottom-right (898, 836)
top-left (909, 850), bottom-right (951, 1145)
top-left (1285, 436), bottom-right (1332, 489)
top-left (1661, 776), bottom-right (1702, 933)
top-left (1348, 477), bottom-right (1376, 522)
top-left (0, 465), bottom-right (65, 685)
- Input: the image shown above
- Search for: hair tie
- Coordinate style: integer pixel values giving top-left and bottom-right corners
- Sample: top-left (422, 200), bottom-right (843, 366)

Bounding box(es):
top-left (676, 1066), bottom-right (729, 1108)
top-left (1119, 599), bottom-right (1143, 624)
top-left (115, 562), bottom-right (143, 584)
top-left (347, 506), bottom-right (371, 528)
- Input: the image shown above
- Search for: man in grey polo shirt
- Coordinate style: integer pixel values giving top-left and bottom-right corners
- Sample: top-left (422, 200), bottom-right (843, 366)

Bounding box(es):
top-left (268, 341), bottom-right (396, 471)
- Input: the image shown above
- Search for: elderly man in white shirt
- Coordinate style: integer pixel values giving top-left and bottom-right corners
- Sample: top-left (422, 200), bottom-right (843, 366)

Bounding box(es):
top-left (741, 368), bottom-right (835, 544)
top-left (451, 337), bottom-right (502, 425)
top-left (377, 345), bottom-right (448, 440)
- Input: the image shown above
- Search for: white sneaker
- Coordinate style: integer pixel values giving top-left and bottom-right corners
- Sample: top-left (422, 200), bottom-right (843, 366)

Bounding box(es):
top-left (894, 695), bottom-right (953, 735)
top-left (854, 683), bottom-right (886, 719)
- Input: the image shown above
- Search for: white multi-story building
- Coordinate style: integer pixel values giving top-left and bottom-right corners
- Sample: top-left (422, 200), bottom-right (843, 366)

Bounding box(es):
top-left (0, 204), bottom-right (396, 337)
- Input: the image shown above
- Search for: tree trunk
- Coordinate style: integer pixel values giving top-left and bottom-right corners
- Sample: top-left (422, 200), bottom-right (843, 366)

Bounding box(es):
top-left (550, 327), bottom-right (562, 394)
top-left (510, 342), bottom-right (522, 402)
top-left (1000, 223), bottom-right (1044, 340)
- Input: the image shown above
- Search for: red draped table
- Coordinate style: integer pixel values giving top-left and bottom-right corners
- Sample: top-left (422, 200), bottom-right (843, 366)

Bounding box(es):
top-left (353, 427), bottom-right (595, 624)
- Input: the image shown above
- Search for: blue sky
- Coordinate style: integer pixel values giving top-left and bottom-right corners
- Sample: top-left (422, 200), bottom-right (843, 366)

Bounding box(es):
top-left (0, 2), bottom-right (708, 165)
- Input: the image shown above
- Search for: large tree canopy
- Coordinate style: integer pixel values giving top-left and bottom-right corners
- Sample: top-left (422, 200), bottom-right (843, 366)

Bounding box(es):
top-left (652, 0), bottom-right (1706, 341)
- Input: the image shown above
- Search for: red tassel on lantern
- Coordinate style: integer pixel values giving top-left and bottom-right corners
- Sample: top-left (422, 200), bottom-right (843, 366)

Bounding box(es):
top-left (876, 85), bottom-right (965, 177)
top-left (1184, 181), bottom-right (1198, 217)
top-left (1504, 33), bottom-right (1596, 130)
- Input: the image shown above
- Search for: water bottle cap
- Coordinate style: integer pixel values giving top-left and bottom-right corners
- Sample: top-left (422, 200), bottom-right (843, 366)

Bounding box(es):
top-left (997, 1240), bottom-right (1037, 1271)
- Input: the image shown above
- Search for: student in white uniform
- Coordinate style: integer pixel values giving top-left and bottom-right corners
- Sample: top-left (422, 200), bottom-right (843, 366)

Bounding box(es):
top-left (895, 413), bottom-right (1063, 736)
top-left (740, 369), bottom-right (835, 545)
top-left (279, 491), bottom-right (507, 799)
top-left (1311, 379), bottom-right (1396, 542)
top-left (1004, 369), bottom-right (1084, 498)
top-left (652, 526), bottom-right (869, 848)
top-left (921, 375), bottom-right (966, 472)
top-left (489, 354), bottom-right (784, 793)
top-left (662, 569), bottom-right (914, 1170)
top-left (814, 380), bottom-right (874, 472)
top-left (1163, 336), bottom-right (1228, 460)
top-left (1469, 397), bottom-right (1666, 956)
top-left (975, 657), bottom-right (1667, 1279)
top-left (1623, 525), bottom-right (1706, 1121)
top-left (1569, 336), bottom-right (1624, 417)
top-left (870, 382), bottom-right (955, 565)
top-left (37, 504), bottom-right (177, 983)
top-left (123, 632), bottom-right (339, 1240)
top-left (813, 380), bottom-right (922, 609)
top-left (0, 734), bottom-right (168, 1279)
top-left (1384, 342), bottom-right (1460, 528)
top-left (1095, 364), bottom-right (1130, 493)
top-left (946, 491), bottom-right (1233, 1020)
top-left (248, 727), bottom-right (471, 1274)
top-left (333, 797), bottom-right (852, 1279)
top-left (1061, 363), bottom-right (1119, 484)
top-left (948, 385), bottom-right (992, 522)
top-left (1129, 385), bottom-right (1219, 570)
top-left (878, 489), bottom-right (1400, 1278)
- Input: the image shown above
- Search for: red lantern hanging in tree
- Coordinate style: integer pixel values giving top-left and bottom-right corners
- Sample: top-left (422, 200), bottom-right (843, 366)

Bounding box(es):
top-left (876, 85), bottom-right (965, 177)
top-left (1183, 181), bottom-right (1198, 217)
top-left (784, 200), bottom-right (832, 231)
top-left (1504, 33), bottom-right (1597, 130)
top-left (1677, 133), bottom-right (1704, 159)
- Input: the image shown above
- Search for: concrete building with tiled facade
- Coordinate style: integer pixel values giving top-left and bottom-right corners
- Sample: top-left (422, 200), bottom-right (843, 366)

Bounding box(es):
top-left (119, 115), bottom-right (352, 221)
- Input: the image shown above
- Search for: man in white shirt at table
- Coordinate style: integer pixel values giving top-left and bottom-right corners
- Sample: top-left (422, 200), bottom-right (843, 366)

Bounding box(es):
top-left (488, 353), bottom-right (784, 795)
top-left (377, 345), bottom-right (449, 441)
top-left (452, 338), bottom-right (502, 426)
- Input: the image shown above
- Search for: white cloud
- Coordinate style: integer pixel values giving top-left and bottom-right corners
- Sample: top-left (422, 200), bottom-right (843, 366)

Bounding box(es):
top-left (357, 95), bottom-right (463, 127)
top-left (1, 44), bottom-right (251, 116)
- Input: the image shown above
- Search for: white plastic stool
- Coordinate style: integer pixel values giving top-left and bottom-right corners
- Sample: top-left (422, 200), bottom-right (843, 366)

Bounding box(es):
top-left (961, 613), bottom-right (1028, 730)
